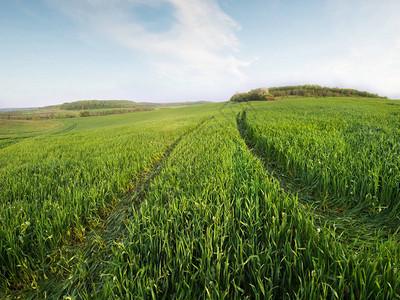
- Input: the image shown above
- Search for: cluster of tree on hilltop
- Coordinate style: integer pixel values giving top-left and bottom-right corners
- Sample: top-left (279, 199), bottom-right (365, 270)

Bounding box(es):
top-left (230, 85), bottom-right (387, 102)
top-left (230, 88), bottom-right (275, 102)
top-left (268, 85), bottom-right (387, 98)
top-left (58, 100), bottom-right (143, 110)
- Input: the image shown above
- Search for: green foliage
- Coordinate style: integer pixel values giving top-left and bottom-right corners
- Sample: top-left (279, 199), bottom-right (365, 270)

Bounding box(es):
top-left (231, 85), bottom-right (387, 101)
top-left (59, 100), bottom-right (141, 110)
top-left (230, 87), bottom-right (275, 102)
top-left (269, 85), bottom-right (387, 98)
top-left (78, 111), bottom-right (90, 117)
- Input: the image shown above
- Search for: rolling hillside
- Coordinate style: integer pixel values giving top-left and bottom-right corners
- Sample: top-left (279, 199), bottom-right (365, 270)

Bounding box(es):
top-left (1, 98), bottom-right (399, 298)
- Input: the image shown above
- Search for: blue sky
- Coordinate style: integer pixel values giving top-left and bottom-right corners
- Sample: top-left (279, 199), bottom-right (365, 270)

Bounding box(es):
top-left (1, 0), bottom-right (400, 108)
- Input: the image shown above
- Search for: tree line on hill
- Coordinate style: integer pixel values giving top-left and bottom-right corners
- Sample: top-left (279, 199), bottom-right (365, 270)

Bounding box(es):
top-left (230, 85), bottom-right (387, 102)
top-left (269, 85), bottom-right (386, 98)
top-left (58, 100), bottom-right (143, 110)
top-left (77, 107), bottom-right (153, 117)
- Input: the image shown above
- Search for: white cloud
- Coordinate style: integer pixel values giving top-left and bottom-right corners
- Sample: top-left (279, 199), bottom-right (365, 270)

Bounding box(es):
top-left (46, 0), bottom-right (249, 82)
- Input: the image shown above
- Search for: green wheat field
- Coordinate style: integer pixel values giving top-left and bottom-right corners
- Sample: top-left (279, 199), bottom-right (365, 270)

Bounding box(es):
top-left (1, 97), bottom-right (400, 299)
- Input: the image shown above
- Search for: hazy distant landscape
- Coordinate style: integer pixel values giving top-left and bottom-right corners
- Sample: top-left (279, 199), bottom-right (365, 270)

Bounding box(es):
top-left (0, 107), bottom-right (38, 112)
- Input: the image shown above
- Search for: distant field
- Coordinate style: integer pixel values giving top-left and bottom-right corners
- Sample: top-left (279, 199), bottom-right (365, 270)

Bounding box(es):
top-left (0, 107), bottom-right (149, 119)
top-left (0, 119), bottom-right (62, 135)
top-left (1, 98), bottom-right (399, 298)
top-left (0, 101), bottom-right (212, 120)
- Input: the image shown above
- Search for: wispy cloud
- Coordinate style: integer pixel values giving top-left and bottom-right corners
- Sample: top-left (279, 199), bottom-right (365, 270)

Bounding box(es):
top-left (46, 0), bottom-right (249, 82)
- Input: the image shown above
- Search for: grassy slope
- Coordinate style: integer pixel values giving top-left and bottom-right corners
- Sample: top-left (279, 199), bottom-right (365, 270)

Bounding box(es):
top-left (1, 100), bottom-right (399, 298)
top-left (0, 101), bottom-right (213, 120)
top-left (0, 120), bottom-right (62, 136)
top-left (241, 97), bottom-right (400, 218)
top-left (0, 105), bottom-right (217, 147)
top-left (0, 104), bottom-right (220, 293)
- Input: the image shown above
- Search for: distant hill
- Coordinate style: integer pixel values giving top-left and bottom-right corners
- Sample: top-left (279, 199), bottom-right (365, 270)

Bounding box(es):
top-left (269, 85), bottom-right (387, 99)
top-left (0, 100), bottom-right (214, 120)
top-left (57, 100), bottom-right (142, 110)
top-left (56, 100), bottom-right (213, 110)
top-left (160, 101), bottom-right (214, 107)
top-left (230, 88), bottom-right (275, 102)
top-left (230, 85), bottom-right (387, 102)
top-left (0, 107), bottom-right (38, 112)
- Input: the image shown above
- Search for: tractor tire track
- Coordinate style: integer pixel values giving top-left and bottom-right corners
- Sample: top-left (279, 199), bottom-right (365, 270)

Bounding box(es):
top-left (0, 123), bottom-right (78, 151)
top-left (94, 116), bottom-right (213, 241)
top-left (0, 136), bottom-right (27, 150)
top-left (54, 123), bottom-right (78, 135)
